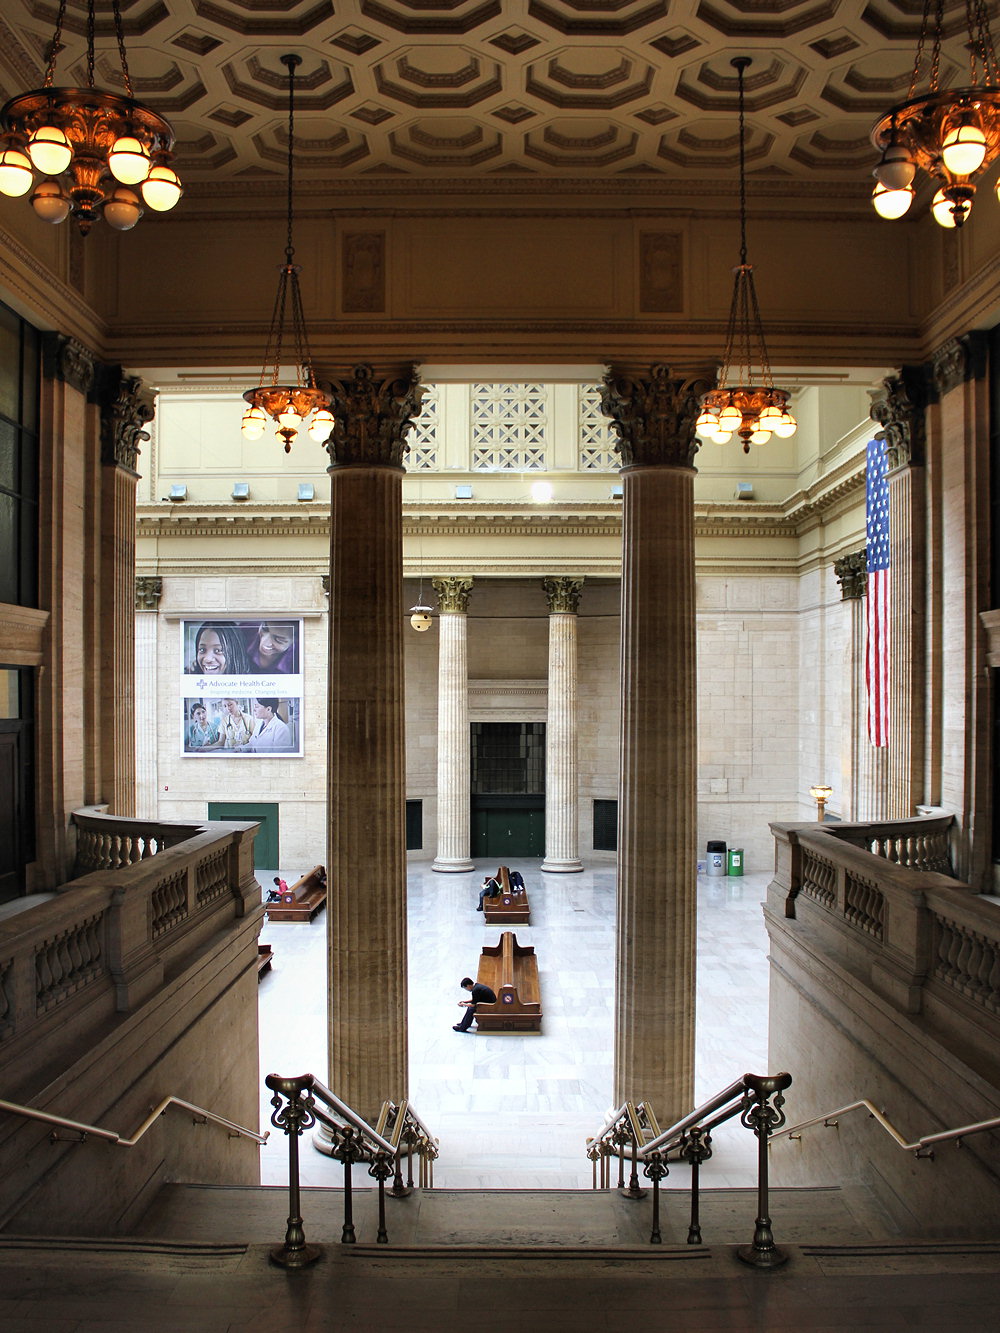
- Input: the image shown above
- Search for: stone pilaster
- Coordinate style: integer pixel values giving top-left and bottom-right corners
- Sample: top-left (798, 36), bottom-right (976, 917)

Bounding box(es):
top-left (834, 551), bottom-right (889, 820)
top-left (97, 371), bottom-right (153, 817)
top-left (134, 578), bottom-right (162, 820)
top-left (323, 364), bottom-right (424, 1121)
top-left (600, 363), bottom-right (705, 1121)
top-left (870, 367), bottom-right (929, 820)
top-left (431, 576), bottom-right (475, 872)
top-left (540, 576), bottom-right (584, 873)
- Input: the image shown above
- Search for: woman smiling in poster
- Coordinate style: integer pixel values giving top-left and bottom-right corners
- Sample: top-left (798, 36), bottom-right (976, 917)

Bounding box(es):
top-left (187, 621), bottom-right (252, 676)
top-left (247, 621), bottom-right (298, 674)
top-left (236, 698), bottom-right (293, 752)
top-left (218, 697), bottom-right (252, 749)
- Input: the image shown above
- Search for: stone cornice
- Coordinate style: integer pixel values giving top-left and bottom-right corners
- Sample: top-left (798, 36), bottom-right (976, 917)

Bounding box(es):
top-left (0, 221), bottom-right (105, 354)
top-left (0, 603), bottom-right (49, 664)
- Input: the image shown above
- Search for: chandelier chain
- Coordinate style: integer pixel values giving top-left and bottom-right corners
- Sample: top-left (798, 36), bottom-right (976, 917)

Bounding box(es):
top-left (86, 0), bottom-right (96, 90)
top-left (284, 56), bottom-right (296, 265)
top-left (43, 0), bottom-right (68, 88)
top-left (113, 0), bottom-right (134, 99)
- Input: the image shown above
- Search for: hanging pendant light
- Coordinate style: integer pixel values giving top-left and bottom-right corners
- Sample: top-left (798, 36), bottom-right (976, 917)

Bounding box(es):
top-left (0, 0), bottom-right (181, 234)
top-left (871, 0), bottom-right (1000, 229)
top-left (697, 58), bottom-right (796, 454)
top-left (241, 54), bottom-right (332, 454)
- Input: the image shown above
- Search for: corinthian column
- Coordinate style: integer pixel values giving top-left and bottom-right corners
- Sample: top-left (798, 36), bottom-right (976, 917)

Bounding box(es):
top-left (431, 576), bottom-right (475, 872)
top-left (870, 366), bottom-right (928, 820)
top-left (99, 368), bottom-right (154, 817)
top-left (323, 364), bottom-right (424, 1122)
top-left (600, 363), bottom-right (704, 1123)
top-left (540, 576), bottom-right (584, 873)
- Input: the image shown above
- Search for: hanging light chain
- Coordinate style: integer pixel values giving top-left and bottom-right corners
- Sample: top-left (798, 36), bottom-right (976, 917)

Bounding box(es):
top-left (43, 0), bottom-right (68, 88)
top-left (112, 0), bottom-right (134, 99)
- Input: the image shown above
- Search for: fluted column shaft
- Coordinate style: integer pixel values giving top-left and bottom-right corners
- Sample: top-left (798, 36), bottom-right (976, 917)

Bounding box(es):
top-left (834, 552), bottom-right (889, 820)
top-left (325, 365), bottom-right (423, 1120)
top-left (601, 364), bottom-right (703, 1123)
top-left (432, 577), bottom-right (474, 872)
top-left (886, 463), bottom-right (925, 818)
top-left (134, 579), bottom-right (162, 820)
top-left (541, 577), bottom-right (583, 873)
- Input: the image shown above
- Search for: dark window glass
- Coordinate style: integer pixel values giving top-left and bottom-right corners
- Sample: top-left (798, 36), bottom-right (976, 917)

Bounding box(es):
top-left (471, 722), bottom-right (545, 794)
top-left (405, 799), bottom-right (423, 851)
top-left (0, 419), bottom-right (16, 492)
top-left (0, 492), bottom-right (16, 605)
top-left (593, 799), bottom-right (618, 852)
top-left (0, 305), bottom-right (19, 424)
top-left (0, 299), bottom-right (39, 609)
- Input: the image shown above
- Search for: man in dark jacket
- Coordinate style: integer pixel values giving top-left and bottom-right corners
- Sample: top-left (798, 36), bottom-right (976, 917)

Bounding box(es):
top-left (453, 975), bottom-right (497, 1031)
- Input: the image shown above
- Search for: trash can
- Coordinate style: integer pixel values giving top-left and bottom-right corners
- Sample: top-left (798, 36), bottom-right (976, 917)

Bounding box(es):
top-left (727, 848), bottom-right (744, 876)
top-left (706, 840), bottom-right (727, 877)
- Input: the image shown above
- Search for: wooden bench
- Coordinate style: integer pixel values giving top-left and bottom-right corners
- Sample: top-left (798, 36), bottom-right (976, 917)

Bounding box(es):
top-left (265, 865), bottom-right (327, 923)
top-left (483, 864), bottom-right (530, 925)
top-left (473, 931), bottom-right (541, 1031)
top-left (257, 943), bottom-right (274, 979)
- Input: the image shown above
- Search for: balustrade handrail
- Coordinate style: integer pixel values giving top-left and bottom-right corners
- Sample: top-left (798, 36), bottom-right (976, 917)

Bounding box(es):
top-left (377, 1098), bottom-right (438, 1154)
top-left (640, 1077), bottom-right (747, 1158)
top-left (775, 1098), bottom-right (1000, 1157)
top-left (0, 1094), bottom-right (268, 1146)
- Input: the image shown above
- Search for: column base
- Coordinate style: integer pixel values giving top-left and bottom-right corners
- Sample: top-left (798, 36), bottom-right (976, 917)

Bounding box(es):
top-left (432, 858), bottom-right (475, 873)
top-left (540, 858), bottom-right (584, 873)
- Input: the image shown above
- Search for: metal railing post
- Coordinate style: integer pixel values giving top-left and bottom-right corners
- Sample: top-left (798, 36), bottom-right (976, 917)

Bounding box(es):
top-left (643, 1149), bottom-right (668, 1243)
top-left (369, 1150), bottom-right (393, 1244)
top-left (737, 1072), bottom-right (792, 1269)
top-left (265, 1073), bottom-right (322, 1269)
top-left (341, 1125), bottom-right (357, 1243)
top-left (682, 1126), bottom-right (711, 1245)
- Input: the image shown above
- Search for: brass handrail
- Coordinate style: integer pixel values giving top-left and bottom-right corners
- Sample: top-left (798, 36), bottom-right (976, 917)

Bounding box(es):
top-left (776, 1099), bottom-right (1000, 1158)
top-left (640, 1077), bottom-right (747, 1158)
top-left (0, 1094), bottom-right (268, 1146)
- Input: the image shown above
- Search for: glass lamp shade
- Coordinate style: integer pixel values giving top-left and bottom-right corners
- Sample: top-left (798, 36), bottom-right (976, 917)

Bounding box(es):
top-left (711, 429), bottom-right (733, 445)
top-left (241, 406), bottom-right (267, 439)
top-left (941, 122), bottom-right (987, 177)
top-left (141, 163), bottom-right (182, 212)
top-left (696, 408), bottom-right (720, 434)
top-left (277, 407), bottom-right (303, 431)
top-left (718, 405), bottom-right (743, 430)
top-left (872, 181), bottom-right (914, 219)
top-left (758, 405), bottom-right (783, 428)
top-left (308, 407), bottom-right (335, 441)
top-left (108, 135), bottom-right (151, 185)
top-left (409, 607), bottom-right (433, 632)
top-left (931, 188), bottom-right (961, 228)
top-left (873, 143), bottom-right (916, 191)
top-left (103, 185), bottom-right (143, 231)
top-left (750, 429), bottom-right (772, 446)
top-left (27, 124), bottom-right (72, 176)
top-left (0, 147), bottom-right (34, 197)
top-left (30, 178), bottom-right (70, 223)
top-left (773, 412), bottom-right (797, 438)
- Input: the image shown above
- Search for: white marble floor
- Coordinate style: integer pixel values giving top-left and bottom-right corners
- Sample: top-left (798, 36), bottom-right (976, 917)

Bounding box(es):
top-left (257, 861), bottom-right (771, 1190)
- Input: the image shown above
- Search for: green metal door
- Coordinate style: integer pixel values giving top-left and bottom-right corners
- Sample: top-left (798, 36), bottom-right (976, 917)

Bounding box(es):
top-left (471, 805), bottom-right (545, 858)
top-left (207, 801), bottom-right (279, 869)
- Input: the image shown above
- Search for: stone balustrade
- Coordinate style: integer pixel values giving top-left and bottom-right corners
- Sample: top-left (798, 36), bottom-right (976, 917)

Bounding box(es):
top-left (1, 811), bottom-right (261, 1096)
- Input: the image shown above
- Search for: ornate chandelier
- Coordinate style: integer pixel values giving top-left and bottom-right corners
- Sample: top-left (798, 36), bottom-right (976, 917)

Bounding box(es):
top-left (0, 0), bottom-right (181, 234)
top-left (871, 0), bottom-right (1000, 229)
top-left (240, 54), bottom-right (332, 454)
top-left (697, 58), bottom-right (796, 454)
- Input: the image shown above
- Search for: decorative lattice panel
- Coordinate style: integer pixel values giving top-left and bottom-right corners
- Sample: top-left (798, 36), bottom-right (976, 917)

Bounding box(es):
top-left (406, 384), bottom-right (440, 470)
top-left (578, 383), bottom-right (619, 471)
top-left (471, 383), bottom-right (547, 471)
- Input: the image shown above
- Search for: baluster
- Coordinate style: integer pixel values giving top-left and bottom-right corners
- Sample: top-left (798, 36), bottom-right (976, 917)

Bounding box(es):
top-left (737, 1073), bottom-right (792, 1269)
top-left (965, 934), bottom-right (987, 1002)
top-left (342, 1126), bottom-right (357, 1243)
top-left (986, 945), bottom-right (1000, 1011)
top-left (682, 1126), bottom-right (712, 1245)
top-left (941, 921), bottom-right (963, 984)
top-left (66, 927), bottom-right (85, 975)
top-left (954, 929), bottom-right (974, 993)
top-left (368, 1151), bottom-right (393, 1244)
top-left (264, 1074), bottom-right (322, 1269)
top-left (643, 1150), bottom-right (667, 1244)
top-left (35, 943), bottom-right (54, 1004)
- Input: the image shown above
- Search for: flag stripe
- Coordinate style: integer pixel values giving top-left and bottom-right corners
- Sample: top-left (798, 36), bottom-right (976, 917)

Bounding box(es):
top-left (865, 439), bottom-right (889, 748)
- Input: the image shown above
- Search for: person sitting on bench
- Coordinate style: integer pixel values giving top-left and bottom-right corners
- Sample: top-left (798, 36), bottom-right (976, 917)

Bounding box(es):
top-left (508, 869), bottom-right (525, 892)
top-left (453, 976), bottom-right (497, 1032)
top-left (477, 875), bottom-right (501, 911)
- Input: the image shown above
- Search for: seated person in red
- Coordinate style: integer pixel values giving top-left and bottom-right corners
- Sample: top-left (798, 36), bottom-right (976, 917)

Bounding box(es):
top-left (453, 976), bottom-right (496, 1032)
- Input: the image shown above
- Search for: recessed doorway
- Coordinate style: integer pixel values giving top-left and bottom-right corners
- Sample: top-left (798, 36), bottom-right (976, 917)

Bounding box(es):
top-left (207, 801), bottom-right (279, 869)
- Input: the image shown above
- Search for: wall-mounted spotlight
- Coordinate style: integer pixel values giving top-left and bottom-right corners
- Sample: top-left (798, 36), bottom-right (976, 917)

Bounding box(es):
top-left (167, 484), bottom-right (187, 502)
top-left (297, 482), bottom-right (315, 501)
top-left (232, 482), bottom-right (250, 501)
top-left (455, 484), bottom-right (473, 499)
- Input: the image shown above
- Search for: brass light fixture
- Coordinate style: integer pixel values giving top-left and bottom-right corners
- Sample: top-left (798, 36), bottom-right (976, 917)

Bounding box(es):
top-left (241, 54), bottom-right (333, 454)
top-left (809, 784), bottom-right (833, 822)
top-left (0, 0), bottom-right (181, 234)
top-left (696, 58), bottom-right (796, 454)
top-left (871, 0), bottom-right (1000, 229)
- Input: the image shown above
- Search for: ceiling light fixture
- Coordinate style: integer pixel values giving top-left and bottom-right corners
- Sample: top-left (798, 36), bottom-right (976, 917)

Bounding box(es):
top-left (697, 58), bottom-right (796, 454)
top-left (0, 0), bottom-right (181, 233)
top-left (871, 0), bottom-right (1000, 229)
top-left (241, 54), bottom-right (332, 454)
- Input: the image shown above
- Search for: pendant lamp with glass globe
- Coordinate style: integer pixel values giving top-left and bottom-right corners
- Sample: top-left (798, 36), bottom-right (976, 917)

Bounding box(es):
top-left (240, 55), bottom-right (333, 454)
top-left (870, 0), bottom-right (1000, 229)
top-left (0, 0), bottom-right (181, 234)
top-left (696, 58), bottom-right (796, 454)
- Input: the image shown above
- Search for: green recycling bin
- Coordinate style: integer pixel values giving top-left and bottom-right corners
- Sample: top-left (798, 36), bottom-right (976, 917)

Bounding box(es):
top-left (727, 848), bottom-right (744, 876)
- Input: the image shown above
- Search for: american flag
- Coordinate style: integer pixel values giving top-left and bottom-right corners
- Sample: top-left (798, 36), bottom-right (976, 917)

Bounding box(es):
top-left (865, 438), bottom-right (890, 747)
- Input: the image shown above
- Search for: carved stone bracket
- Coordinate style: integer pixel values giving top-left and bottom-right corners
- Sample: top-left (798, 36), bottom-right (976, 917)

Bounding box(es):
top-left (932, 331), bottom-right (988, 398)
top-left (135, 576), bottom-right (163, 611)
top-left (833, 550), bottom-right (866, 601)
top-left (325, 364), bottom-right (424, 468)
top-left (869, 365), bottom-right (929, 471)
top-left (99, 368), bottom-right (155, 473)
top-left (542, 576), bottom-right (584, 614)
top-left (41, 332), bottom-right (97, 397)
top-left (432, 576), bottom-right (473, 615)
top-left (599, 364), bottom-right (707, 469)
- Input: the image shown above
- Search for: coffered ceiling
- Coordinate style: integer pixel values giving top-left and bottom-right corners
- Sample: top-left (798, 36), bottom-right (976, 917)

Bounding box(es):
top-left (0, 1), bottom-right (978, 189)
